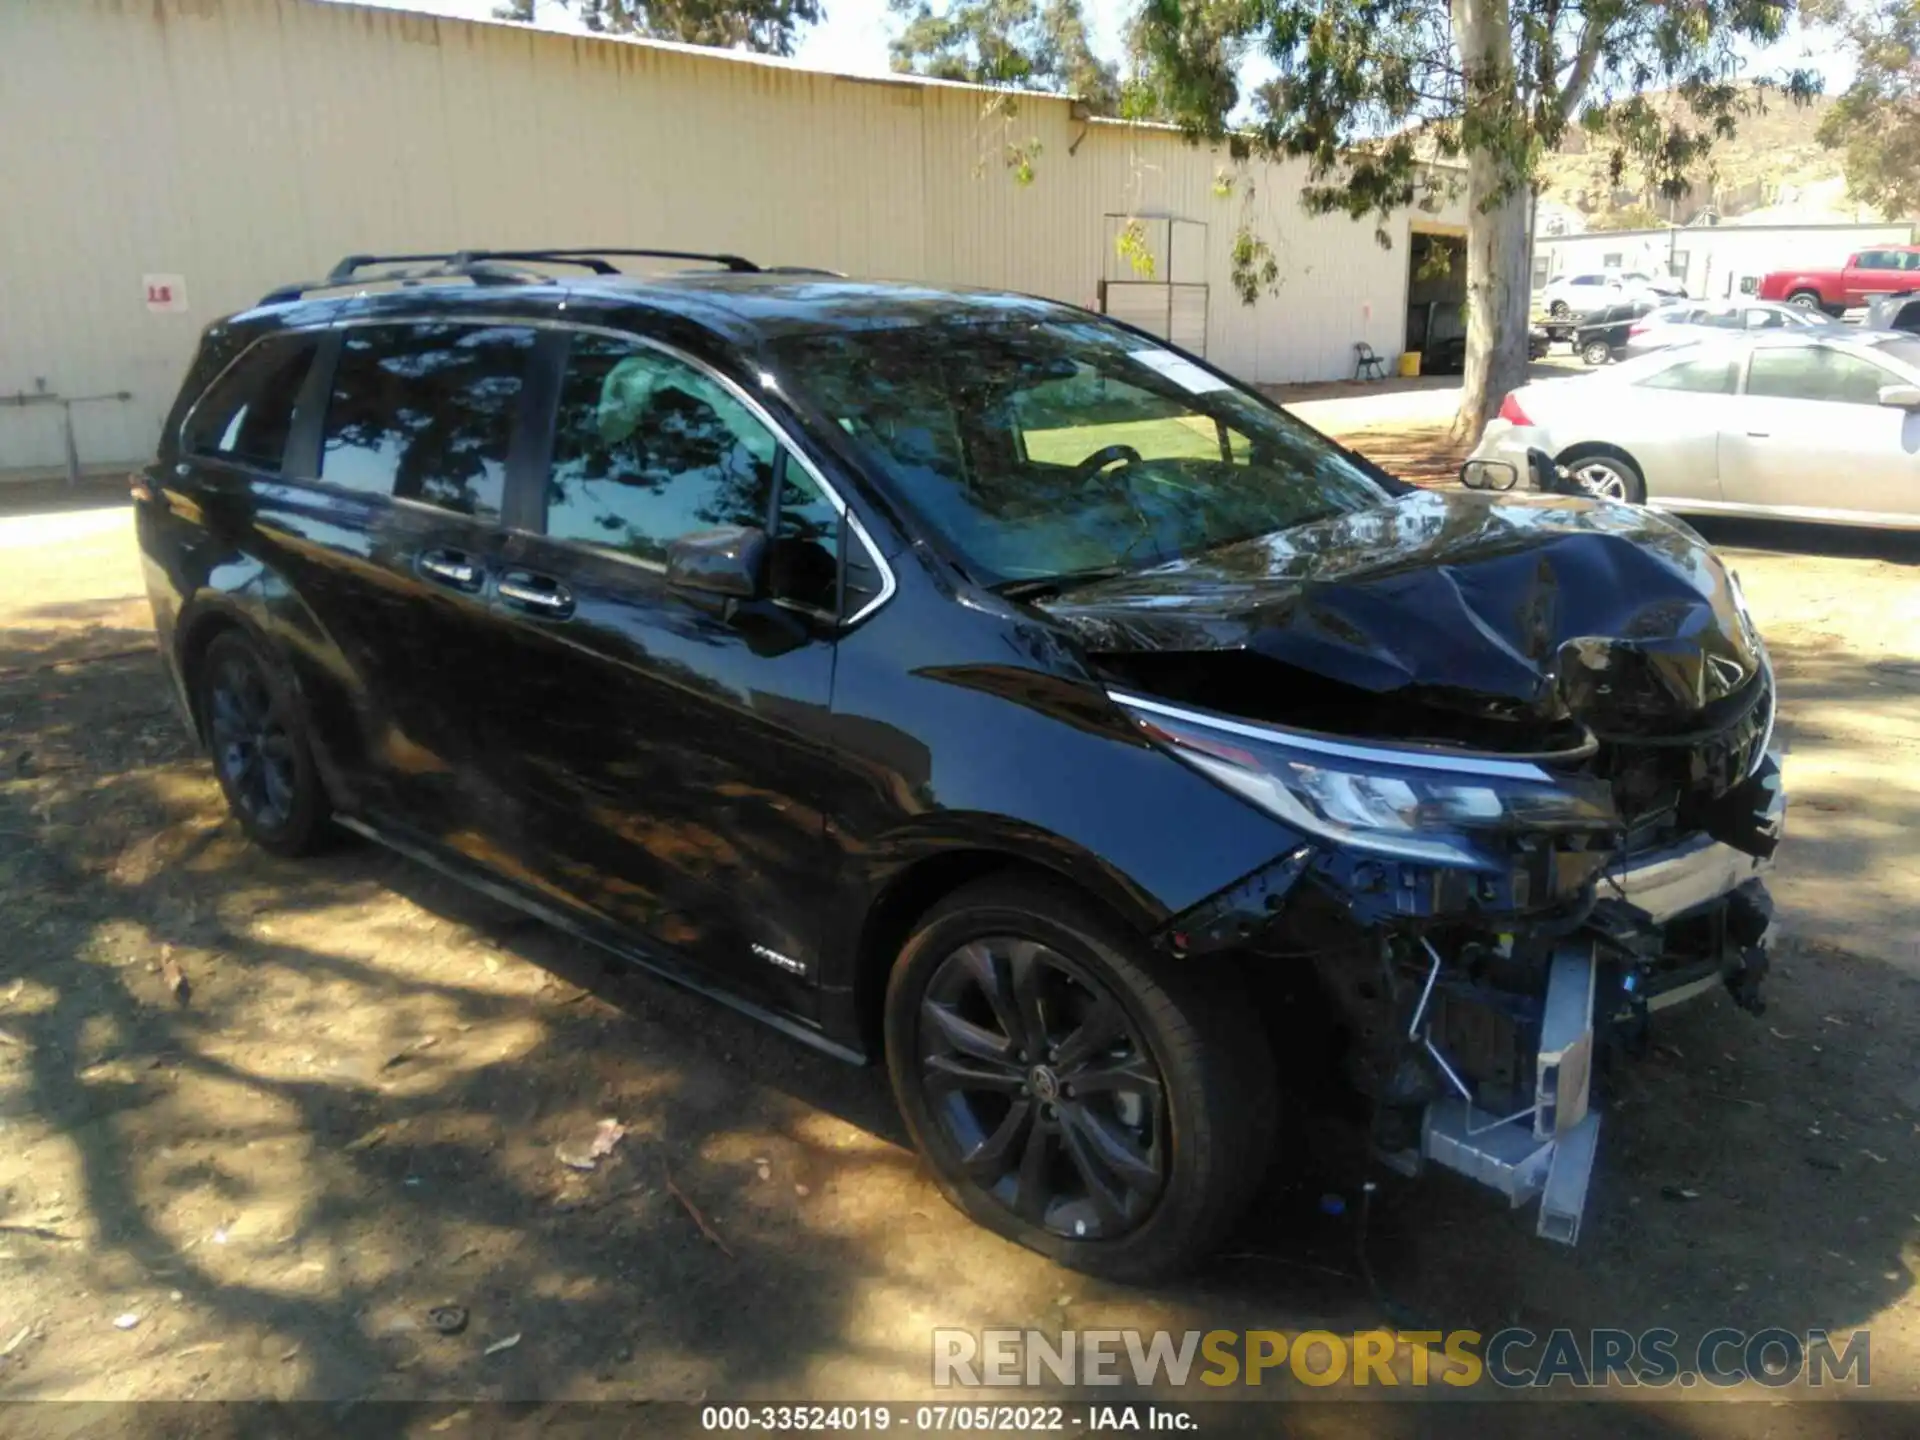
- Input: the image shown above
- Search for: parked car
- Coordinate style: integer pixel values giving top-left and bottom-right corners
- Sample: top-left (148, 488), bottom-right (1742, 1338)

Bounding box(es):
top-left (1571, 298), bottom-right (1659, 365)
top-left (1864, 290), bottom-right (1920, 335)
top-left (1620, 299), bottom-right (1840, 358)
top-left (139, 249), bottom-right (1786, 1277)
top-left (1540, 270), bottom-right (1683, 318)
top-left (1424, 324), bottom-right (1552, 373)
top-left (1756, 245), bottom-right (1920, 314)
top-left (1472, 330), bottom-right (1920, 527)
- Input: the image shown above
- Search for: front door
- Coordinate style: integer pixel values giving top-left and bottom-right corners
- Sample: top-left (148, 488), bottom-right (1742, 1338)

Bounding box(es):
top-left (482, 330), bottom-right (851, 1011)
top-left (1846, 251), bottom-right (1910, 307)
top-left (1718, 343), bottom-right (1920, 523)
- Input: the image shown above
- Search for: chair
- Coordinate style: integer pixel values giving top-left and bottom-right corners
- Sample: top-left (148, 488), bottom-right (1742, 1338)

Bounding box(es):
top-left (1353, 341), bottom-right (1389, 381)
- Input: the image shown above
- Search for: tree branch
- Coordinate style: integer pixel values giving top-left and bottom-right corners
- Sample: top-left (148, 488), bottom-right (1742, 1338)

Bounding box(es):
top-left (1557, 18), bottom-right (1606, 121)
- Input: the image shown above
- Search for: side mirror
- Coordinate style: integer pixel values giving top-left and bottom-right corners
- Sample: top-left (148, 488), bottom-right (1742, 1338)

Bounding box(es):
top-left (1877, 383), bottom-right (1920, 410)
top-left (1461, 458), bottom-right (1519, 491)
top-left (667, 525), bottom-right (768, 599)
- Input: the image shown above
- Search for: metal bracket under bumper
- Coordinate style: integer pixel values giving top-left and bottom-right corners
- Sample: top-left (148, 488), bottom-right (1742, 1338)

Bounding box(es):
top-left (1418, 939), bottom-right (1603, 1244)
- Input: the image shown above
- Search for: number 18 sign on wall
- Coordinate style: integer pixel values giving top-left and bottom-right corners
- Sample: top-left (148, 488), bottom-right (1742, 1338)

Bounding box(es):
top-left (144, 274), bottom-right (189, 314)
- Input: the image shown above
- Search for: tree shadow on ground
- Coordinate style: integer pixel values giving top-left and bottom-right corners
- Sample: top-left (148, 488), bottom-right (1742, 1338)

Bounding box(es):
top-left (0, 650), bottom-right (1913, 1418)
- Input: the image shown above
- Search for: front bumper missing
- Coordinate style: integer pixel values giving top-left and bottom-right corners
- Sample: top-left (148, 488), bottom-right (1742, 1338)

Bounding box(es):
top-left (1410, 818), bottom-right (1778, 1244)
top-left (1418, 942), bottom-right (1603, 1244)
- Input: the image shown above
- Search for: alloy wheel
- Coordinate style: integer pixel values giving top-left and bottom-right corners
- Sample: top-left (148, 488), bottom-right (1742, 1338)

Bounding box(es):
top-left (1572, 461), bottom-right (1631, 501)
top-left (917, 936), bottom-right (1167, 1241)
top-left (208, 652), bottom-right (298, 831)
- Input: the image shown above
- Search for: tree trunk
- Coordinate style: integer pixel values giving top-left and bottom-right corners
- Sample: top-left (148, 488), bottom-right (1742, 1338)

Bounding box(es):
top-left (1450, 0), bottom-right (1531, 446)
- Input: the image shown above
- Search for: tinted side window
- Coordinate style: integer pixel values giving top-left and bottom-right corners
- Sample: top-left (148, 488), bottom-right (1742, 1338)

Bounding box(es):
top-left (770, 467), bottom-right (843, 613)
top-left (182, 334), bottom-right (319, 472)
top-left (545, 336), bottom-right (778, 563)
top-left (1639, 357), bottom-right (1738, 394)
top-left (319, 323), bottom-right (535, 517)
top-left (1747, 347), bottom-right (1893, 405)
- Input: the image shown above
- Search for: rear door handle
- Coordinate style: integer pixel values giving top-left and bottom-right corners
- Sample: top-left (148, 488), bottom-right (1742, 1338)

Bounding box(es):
top-left (1746, 431), bottom-right (1770, 438)
top-left (498, 569), bottom-right (575, 620)
top-left (418, 547), bottom-right (484, 593)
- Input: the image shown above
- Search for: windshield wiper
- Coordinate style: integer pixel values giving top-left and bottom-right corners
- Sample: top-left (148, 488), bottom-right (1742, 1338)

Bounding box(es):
top-left (994, 565), bottom-right (1134, 601)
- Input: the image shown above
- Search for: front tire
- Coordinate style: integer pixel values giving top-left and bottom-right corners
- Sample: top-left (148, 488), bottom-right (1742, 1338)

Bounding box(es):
top-left (1559, 448), bottom-right (1647, 505)
top-left (196, 630), bottom-right (327, 857)
top-left (1787, 289), bottom-right (1824, 311)
top-left (884, 877), bottom-right (1276, 1282)
top-left (1581, 338), bottom-right (1612, 366)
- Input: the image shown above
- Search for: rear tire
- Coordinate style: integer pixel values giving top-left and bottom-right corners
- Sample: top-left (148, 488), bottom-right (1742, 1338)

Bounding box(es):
top-left (884, 876), bottom-right (1276, 1283)
top-left (1558, 447), bottom-right (1647, 506)
top-left (1581, 338), bottom-right (1612, 366)
top-left (1549, 299), bottom-right (1570, 319)
top-left (196, 630), bottom-right (328, 857)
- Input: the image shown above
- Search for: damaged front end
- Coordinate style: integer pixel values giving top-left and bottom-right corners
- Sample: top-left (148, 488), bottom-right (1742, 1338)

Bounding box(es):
top-left (1052, 492), bottom-right (1788, 1244)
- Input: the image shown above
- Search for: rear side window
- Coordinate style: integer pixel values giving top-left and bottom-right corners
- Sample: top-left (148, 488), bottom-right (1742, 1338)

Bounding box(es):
top-left (1638, 357), bottom-right (1738, 394)
top-left (319, 323), bottom-right (536, 518)
top-left (182, 334), bottom-right (319, 472)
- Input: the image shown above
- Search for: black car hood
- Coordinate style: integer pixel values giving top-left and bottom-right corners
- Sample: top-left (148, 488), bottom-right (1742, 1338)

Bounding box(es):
top-left (1039, 490), bottom-right (1763, 734)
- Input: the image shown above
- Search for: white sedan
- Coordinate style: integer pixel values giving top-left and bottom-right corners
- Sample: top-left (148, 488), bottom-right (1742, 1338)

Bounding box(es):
top-left (1540, 270), bottom-right (1685, 318)
top-left (1471, 331), bottom-right (1920, 529)
top-left (1620, 299), bottom-right (1839, 358)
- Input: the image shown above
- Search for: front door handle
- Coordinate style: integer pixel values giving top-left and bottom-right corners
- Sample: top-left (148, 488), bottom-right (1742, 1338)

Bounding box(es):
top-left (1745, 431), bottom-right (1770, 438)
top-left (498, 569), bottom-right (575, 620)
top-left (418, 547), bottom-right (484, 592)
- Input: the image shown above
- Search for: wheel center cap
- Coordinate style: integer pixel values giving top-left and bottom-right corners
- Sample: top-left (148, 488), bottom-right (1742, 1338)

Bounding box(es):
top-left (1028, 1065), bottom-right (1060, 1102)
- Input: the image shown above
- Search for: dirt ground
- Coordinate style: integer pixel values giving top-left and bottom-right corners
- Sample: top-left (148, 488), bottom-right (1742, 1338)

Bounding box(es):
top-left (1, 449), bottom-right (1917, 1428)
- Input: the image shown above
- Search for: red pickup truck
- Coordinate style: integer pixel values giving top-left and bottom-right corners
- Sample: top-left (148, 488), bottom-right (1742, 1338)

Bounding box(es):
top-left (1758, 244), bottom-right (1920, 313)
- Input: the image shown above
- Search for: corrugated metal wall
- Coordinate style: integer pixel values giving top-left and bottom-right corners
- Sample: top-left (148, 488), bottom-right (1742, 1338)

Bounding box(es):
top-left (0, 0), bottom-right (1458, 471)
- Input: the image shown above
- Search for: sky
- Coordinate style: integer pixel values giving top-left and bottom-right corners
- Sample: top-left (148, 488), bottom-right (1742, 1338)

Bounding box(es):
top-left (339, 0), bottom-right (1852, 94)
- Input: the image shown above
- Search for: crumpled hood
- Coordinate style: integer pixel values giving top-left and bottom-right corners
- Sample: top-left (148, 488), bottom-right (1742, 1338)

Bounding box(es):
top-left (1040, 490), bottom-right (1764, 729)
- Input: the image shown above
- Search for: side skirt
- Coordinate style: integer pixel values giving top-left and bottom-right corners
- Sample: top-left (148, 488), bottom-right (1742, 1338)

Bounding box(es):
top-left (333, 813), bottom-right (870, 1067)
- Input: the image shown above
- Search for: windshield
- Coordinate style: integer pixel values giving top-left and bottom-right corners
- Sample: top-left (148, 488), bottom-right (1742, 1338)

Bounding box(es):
top-left (772, 320), bottom-right (1391, 586)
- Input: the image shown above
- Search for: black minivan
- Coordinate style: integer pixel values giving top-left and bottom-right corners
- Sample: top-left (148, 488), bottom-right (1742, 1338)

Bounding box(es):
top-left (138, 250), bottom-right (1784, 1279)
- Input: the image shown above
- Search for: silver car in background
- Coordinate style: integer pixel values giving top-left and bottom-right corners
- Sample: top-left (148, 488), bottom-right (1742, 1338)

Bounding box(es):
top-left (1471, 331), bottom-right (1920, 529)
top-left (1621, 299), bottom-right (1840, 358)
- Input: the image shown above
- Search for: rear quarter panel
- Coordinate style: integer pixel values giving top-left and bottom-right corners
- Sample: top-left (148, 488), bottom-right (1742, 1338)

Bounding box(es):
top-left (1528, 379), bottom-right (1725, 504)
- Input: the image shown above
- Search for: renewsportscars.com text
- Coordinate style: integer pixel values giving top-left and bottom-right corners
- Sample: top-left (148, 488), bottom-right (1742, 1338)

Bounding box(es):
top-left (932, 1327), bottom-right (1870, 1390)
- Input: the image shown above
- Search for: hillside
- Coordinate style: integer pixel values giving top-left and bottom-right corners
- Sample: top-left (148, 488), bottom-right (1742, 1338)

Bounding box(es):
top-left (1535, 88), bottom-right (1887, 229)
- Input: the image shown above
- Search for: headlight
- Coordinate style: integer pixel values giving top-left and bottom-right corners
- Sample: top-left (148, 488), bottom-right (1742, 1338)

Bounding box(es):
top-left (1112, 690), bottom-right (1617, 867)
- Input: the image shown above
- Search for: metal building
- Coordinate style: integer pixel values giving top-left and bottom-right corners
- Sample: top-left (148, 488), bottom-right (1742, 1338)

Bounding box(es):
top-left (1, 0), bottom-right (1465, 476)
top-left (1535, 222), bottom-right (1915, 302)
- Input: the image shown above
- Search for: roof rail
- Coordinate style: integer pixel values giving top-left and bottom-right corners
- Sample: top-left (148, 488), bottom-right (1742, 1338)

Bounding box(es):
top-left (259, 248), bottom-right (760, 305)
top-left (495, 248), bottom-right (761, 273)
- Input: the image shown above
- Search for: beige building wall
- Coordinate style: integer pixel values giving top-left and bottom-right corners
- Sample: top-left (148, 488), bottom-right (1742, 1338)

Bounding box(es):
top-left (0, 0), bottom-right (1462, 472)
